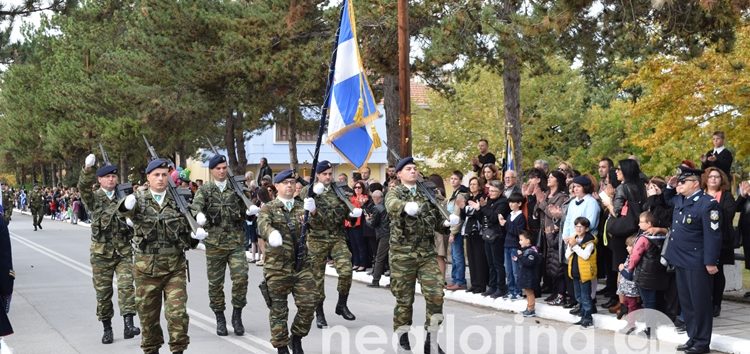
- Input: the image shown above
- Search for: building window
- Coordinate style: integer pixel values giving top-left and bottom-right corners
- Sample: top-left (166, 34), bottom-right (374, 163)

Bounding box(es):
top-left (275, 124), bottom-right (317, 143)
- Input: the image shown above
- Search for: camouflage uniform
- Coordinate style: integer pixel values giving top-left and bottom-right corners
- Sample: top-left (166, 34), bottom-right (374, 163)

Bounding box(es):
top-left (78, 169), bottom-right (137, 322)
top-left (190, 182), bottom-right (248, 313)
top-left (120, 190), bottom-right (196, 354)
top-left (1, 189), bottom-right (12, 224)
top-left (385, 184), bottom-right (445, 332)
top-left (29, 188), bottom-right (45, 228)
top-left (299, 185), bottom-right (352, 304)
top-left (257, 198), bottom-right (316, 349)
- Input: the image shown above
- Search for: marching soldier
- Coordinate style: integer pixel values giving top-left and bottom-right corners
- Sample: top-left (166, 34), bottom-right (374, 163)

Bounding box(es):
top-left (385, 157), bottom-right (458, 354)
top-left (78, 154), bottom-right (141, 344)
top-left (663, 167), bottom-right (722, 354)
top-left (257, 169), bottom-right (316, 354)
top-left (0, 182), bottom-right (12, 225)
top-left (119, 158), bottom-right (207, 354)
top-left (29, 184), bottom-right (44, 230)
top-left (190, 154), bottom-right (258, 336)
top-left (299, 160), bottom-right (358, 329)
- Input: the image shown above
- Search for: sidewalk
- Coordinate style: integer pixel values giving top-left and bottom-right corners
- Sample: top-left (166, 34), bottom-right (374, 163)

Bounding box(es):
top-left (19, 209), bottom-right (750, 353)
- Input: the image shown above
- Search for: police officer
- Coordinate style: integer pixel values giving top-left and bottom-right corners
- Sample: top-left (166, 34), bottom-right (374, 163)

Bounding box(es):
top-left (663, 167), bottom-right (721, 354)
top-left (385, 157), bottom-right (459, 354)
top-left (257, 169), bottom-right (316, 354)
top-left (79, 154), bottom-right (140, 344)
top-left (29, 184), bottom-right (44, 231)
top-left (191, 154), bottom-right (259, 336)
top-left (299, 160), bottom-right (359, 329)
top-left (119, 158), bottom-right (207, 354)
top-left (0, 182), bottom-right (12, 225)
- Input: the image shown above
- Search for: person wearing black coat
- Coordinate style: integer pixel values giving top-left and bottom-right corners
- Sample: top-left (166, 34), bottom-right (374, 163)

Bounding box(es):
top-left (700, 131), bottom-right (733, 182)
top-left (738, 180), bottom-right (750, 299)
top-left (469, 180), bottom-right (510, 299)
top-left (463, 177), bottom-right (488, 294)
top-left (366, 191), bottom-right (390, 288)
top-left (0, 215), bottom-right (14, 340)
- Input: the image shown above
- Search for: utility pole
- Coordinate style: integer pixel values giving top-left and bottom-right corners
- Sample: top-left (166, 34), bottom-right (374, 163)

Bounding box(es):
top-left (397, 0), bottom-right (412, 157)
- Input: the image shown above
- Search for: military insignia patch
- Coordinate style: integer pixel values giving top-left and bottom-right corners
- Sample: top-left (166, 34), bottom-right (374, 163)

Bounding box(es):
top-left (710, 210), bottom-right (719, 221)
top-left (528, 255), bottom-right (535, 261)
top-left (711, 222), bottom-right (719, 230)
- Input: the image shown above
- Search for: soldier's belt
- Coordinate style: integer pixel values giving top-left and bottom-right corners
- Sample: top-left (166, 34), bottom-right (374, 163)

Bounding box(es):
top-left (136, 246), bottom-right (181, 255)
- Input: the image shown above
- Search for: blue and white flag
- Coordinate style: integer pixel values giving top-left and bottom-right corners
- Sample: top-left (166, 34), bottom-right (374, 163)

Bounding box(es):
top-left (505, 133), bottom-right (516, 172)
top-left (326, 0), bottom-right (380, 169)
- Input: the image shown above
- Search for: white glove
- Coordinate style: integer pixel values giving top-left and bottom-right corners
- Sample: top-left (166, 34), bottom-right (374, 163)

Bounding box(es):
top-left (196, 212), bottom-right (207, 226)
top-left (124, 194), bottom-right (136, 210)
top-left (303, 197), bottom-right (316, 212)
top-left (268, 230), bottom-right (283, 247)
top-left (191, 227), bottom-right (208, 240)
top-left (313, 182), bottom-right (325, 195)
top-left (404, 202), bottom-right (419, 216)
top-left (348, 208), bottom-right (362, 218)
top-left (660, 257), bottom-right (668, 267)
top-left (85, 154), bottom-right (96, 168)
top-left (448, 214), bottom-right (460, 225)
top-left (125, 217), bottom-right (134, 228)
top-left (443, 220), bottom-right (451, 227)
top-left (246, 205), bottom-right (260, 216)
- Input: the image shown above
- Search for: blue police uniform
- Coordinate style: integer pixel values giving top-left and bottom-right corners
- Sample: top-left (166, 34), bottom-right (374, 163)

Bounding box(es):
top-left (663, 180), bottom-right (721, 353)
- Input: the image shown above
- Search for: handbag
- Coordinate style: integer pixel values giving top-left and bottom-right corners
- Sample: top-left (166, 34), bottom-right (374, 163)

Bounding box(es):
top-left (606, 185), bottom-right (641, 239)
top-left (482, 226), bottom-right (501, 242)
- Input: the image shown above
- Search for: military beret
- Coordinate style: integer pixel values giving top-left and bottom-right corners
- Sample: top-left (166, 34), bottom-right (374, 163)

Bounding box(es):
top-left (145, 158), bottom-right (170, 174)
top-left (316, 160), bottom-right (332, 174)
top-left (395, 157), bottom-right (415, 173)
top-left (273, 169), bottom-right (295, 184)
top-left (571, 175), bottom-right (591, 187)
top-left (208, 155), bottom-right (227, 169)
top-left (677, 167), bottom-right (703, 181)
top-left (96, 164), bottom-right (118, 177)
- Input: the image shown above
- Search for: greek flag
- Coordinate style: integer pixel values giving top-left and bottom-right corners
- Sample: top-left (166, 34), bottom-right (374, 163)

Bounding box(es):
top-left (326, 0), bottom-right (381, 169)
top-left (505, 133), bottom-right (516, 172)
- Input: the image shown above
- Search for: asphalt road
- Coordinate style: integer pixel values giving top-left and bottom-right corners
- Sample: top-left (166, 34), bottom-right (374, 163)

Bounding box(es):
top-left (3, 213), bottom-right (671, 354)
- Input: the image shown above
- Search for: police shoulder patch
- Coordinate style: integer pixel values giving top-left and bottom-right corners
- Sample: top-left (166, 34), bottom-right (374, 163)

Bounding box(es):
top-left (711, 222), bottom-right (719, 230)
top-left (528, 255), bottom-right (535, 261)
top-left (710, 210), bottom-right (719, 221)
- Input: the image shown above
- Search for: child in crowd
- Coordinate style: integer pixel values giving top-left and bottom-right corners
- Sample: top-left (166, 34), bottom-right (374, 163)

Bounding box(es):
top-left (514, 230), bottom-right (541, 317)
top-left (617, 236), bottom-right (641, 329)
top-left (499, 193), bottom-right (526, 300)
top-left (565, 216), bottom-right (597, 328)
top-left (621, 211), bottom-right (668, 311)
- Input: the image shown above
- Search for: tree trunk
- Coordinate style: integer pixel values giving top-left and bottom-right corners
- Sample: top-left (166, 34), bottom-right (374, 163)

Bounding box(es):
top-left (235, 111), bottom-right (248, 174)
top-left (225, 109), bottom-right (239, 174)
top-left (288, 107), bottom-right (299, 171)
top-left (503, 52), bottom-right (522, 173)
top-left (383, 74), bottom-right (400, 165)
top-left (120, 155), bottom-right (128, 183)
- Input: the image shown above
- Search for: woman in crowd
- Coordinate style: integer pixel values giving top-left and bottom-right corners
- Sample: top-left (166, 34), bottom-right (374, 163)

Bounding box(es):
top-left (738, 178), bottom-right (750, 299)
top-left (481, 164), bottom-right (500, 195)
top-left (535, 170), bottom-right (569, 305)
top-left (701, 167), bottom-right (737, 317)
top-left (470, 180), bottom-right (510, 298)
top-left (464, 177), bottom-right (489, 294)
top-left (347, 180), bottom-right (370, 272)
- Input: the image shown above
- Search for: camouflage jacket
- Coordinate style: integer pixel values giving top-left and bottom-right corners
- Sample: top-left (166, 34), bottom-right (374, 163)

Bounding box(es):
top-left (119, 190), bottom-right (196, 255)
top-left (190, 181), bottom-right (246, 249)
top-left (385, 184), bottom-right (444, 254)
top-left (29, 190), bottom-right (44, 210)
top-left (257, 198), bottom-right (307, 271)
top-left (300, 184), bottom-right (348, 239)
top-left (1, 191), bottom-right (12, 219)
top-left (78, 169), bottom-right (132, 257)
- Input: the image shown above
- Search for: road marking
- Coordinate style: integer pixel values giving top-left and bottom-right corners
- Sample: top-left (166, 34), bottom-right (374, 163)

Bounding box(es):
top-left (10, 232), bottom-right (276, 353)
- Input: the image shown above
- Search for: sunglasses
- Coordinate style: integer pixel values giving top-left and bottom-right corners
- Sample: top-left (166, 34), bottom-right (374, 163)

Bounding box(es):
top-left (354, 186), bottom-right (363, 189)
top-left (678, 178), bottom-right (698, 184)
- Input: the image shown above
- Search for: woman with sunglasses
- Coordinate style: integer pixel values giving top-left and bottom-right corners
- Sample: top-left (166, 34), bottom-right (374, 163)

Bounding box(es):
top-left (347, 181), bottom-right (371, 272)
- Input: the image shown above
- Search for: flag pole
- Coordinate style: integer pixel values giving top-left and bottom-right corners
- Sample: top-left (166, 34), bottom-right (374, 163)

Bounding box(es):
top-left (398, 0), bottom-right (411, 157)
top-left (296, 2), bottom-right (346, 273)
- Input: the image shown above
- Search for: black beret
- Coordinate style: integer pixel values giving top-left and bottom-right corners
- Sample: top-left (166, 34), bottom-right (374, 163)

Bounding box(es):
top-left (145, 158), bottom-right (170, 174)
top-left (96, 165), bottom-right (118, 177)
top-left (678, 167), bottom-right (703, 181)
top-left (395, 157), bottom-right (415, 173)
top-left (208, 154), bottom-right (227, 169)
top-left (273, 169), bottom-right (295, 184)
top-left (571, 175), bottom-right (591, 187)
top-left (316, 160), bottom-right (332, 174)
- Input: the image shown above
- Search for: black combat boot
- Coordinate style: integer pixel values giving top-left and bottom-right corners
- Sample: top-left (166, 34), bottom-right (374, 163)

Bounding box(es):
top-left (398, 332), bottom-right (411, 352)
top-left (289, 334), bottom-right (304, 354)
top-left (215, 311), bottom-right (228, 336)
top-left (232, 307), bottom-right (245, 335)
top-left (424, 332), bottom-right (445, 354)
top-left (315, 303), bottom-right (328, 329)
top-left (34, 224), bottom-right (37, 231)
top-left (277, 346), bottom-right (290, 354)
top-left (123, 314), bottom-right (141, 339)
top-left (101, 319), bottom-right (113, 344)
top-left (37, 222), bottom-right (42, 230)
top-left (334, 292), bottom-right (355, 320)
top-left (172, 352), bottom-right (183, 354)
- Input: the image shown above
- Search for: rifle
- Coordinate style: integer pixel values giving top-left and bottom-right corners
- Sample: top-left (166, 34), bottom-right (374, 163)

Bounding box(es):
top-left (98, 143), bottom-right (134, 200)
top-left (306, 150), bottom-right (356, 213)
top-left (204, 137), bottom-right (255, 210)
top-left (142, 135), bottom-right (201, 234)
top-left (384, 144), bottom-right (452, 222)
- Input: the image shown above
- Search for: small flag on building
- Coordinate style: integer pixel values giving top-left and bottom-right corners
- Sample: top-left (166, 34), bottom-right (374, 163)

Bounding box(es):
top-left (326, 0), bottom-right (380, 169)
